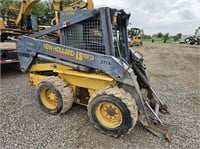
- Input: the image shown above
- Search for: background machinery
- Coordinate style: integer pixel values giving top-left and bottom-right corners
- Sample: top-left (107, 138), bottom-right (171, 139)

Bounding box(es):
top-left (0, 0), bottom-right (94, 41)
top-left (52, 0), bottom-right (93, 27)
top-left (184, 26), bottom-right (200, 45)
top-left (128, 28), bottom-right (144, 46)
top-left (0, 0), bottom-right (40, 42)
top-left (0, 0), bottom-right (40, 64)
top-left (0, 0), bottom-right (91, 65)
top-left (17, 7), bottom-right (170, 140)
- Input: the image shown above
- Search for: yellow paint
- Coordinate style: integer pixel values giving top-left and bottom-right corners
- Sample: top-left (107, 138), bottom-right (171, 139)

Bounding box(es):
top-left (96, 102), bottom-right (122, 128)
top-left (29, 73), bottom-right (46, 87)
top-left (30, 63), bottom-right (61, 72)
top-left (15, 0), bottom-right (40, 26)
top-left (58, 72), bottom-right (115, 91)
top-left (29, 63), bottom-right (116, 97)
top-left (40, 87), bottom-right (58, 110)
top-left (0, 18), bottom-right (5, 29)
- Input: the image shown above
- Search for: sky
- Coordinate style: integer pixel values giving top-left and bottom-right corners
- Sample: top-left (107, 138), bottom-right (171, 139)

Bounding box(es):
top-left (93, 0), bottom-right (200, 35)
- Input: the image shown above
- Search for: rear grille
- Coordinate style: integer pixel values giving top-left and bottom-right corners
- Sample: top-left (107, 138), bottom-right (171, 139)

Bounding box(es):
top-left (63, 17), bottom-right (105, 54)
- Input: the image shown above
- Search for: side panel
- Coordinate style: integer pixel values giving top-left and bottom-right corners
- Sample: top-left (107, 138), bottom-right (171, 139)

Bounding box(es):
top-left (29, 63), bottom-right (116, 106)
top-left (29, 63), bottom-right (116, 90)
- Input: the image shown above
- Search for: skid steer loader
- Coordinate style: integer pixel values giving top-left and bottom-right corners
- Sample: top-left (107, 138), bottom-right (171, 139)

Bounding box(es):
top-left (128, 28), bottom-right (143, 46)
top-left (16, 7), bottom-right (170, 140)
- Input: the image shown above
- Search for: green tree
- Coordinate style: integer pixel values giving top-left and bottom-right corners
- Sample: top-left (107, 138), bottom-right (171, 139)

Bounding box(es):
top-left (0, 0), bottom-right (20, 16)
top-left (31, 1), bottom-right (53, 16)
top-left (163, 33), bottom-right (169, 43)
top-left (0, 0), bottom-right (54, 25)
top-left (177, 33), bottom-right (182, 39)
top-left (157, 32), bottom-right (163, 38)
top-left (31, 2), bottom-right (46, 17)
top-left (173, 35), bottom-right (179, 42)
top-left (44, 1), bottom-right (54, 19)
top-left (31, 1), bottom-right (54, 25)
top-left (172, 33), bottom-right (182, 42)
top-left (143, 34), bottom-right (151, 39)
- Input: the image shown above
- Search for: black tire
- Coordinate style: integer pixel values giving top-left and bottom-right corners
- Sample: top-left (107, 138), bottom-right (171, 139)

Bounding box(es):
top-left (88, 86), bottom-right (138, 137)
top-left (37, 76), bottom-right (74, 115)
top-left (185, 37), bottom-right (191, 43)
top-left (190, 40), bottom-right (195, 45)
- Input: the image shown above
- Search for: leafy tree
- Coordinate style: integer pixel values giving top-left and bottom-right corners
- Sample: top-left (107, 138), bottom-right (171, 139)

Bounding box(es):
top-left (176, 33), bottom-right (182, 39)
top-left (0, 0), bottom-right (54, 25)
top-left (172, 33), bottom-right (182, 42)
top-left (143, 34), bottom-right (151, 39)
top-left (163, 33), bottom-right (169, 43)
top-left (31, 2), bottom-right (46, 17)
top-left (43, 1), bottom-right (54, 19)
top-left (173, 36), bottom-right (179, 42)
top-left (157, 32), bottom-right (163, 38)
top-left (30, 1), bottom-right (54, 25)
top-left (0, 0), bottom-right (20, 16)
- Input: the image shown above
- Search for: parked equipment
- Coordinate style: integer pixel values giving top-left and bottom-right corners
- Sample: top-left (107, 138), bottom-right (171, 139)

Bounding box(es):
top-left (0, 0), bottom-right (90, 64)
top-left (184, 26), bottom-right (200, 45)
top-left (52, 0), bottom-right (94, 33)
top-left (128, 28), bottom-right (143, 46)
top-left (0, 0), bottom-right (41, 64)
top-left (17, 7), bottom-right (170, 140)
top-left (0, 0), bottom-right (40, 42)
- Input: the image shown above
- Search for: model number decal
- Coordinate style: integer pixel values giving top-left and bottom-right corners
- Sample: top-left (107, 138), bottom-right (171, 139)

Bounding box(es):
top-left (75, 51), bottom-right (94, 61)
top-left (43, 43), bottom-right (94, 61)
top-left (100, 60), bottom-right (111, 65)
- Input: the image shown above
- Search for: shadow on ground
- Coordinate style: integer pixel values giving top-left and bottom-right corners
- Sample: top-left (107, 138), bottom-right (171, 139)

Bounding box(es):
top-left (1, 63), bottom-right (21, 78)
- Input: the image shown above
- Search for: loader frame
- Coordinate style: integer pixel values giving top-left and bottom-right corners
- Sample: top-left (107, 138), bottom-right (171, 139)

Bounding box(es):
top-left (17, 7), bottom-right (170, 140)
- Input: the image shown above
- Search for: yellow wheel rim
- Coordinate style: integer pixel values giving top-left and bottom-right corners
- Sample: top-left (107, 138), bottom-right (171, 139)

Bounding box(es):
top-left (96, 102), bottom-right (122, 128)
top-left (40, 88), bottom-right (58, 110)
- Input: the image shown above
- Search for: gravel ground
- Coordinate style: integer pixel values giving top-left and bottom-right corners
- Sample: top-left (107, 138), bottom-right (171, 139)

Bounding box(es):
top-left (0, 43), bottom-right (200, 149)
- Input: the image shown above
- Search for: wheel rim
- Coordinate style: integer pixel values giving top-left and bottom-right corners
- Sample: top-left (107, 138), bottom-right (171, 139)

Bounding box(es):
top-left (96, 102), bottom-right (122, 128)
top-left (40, 88), bottom-right (58, 110)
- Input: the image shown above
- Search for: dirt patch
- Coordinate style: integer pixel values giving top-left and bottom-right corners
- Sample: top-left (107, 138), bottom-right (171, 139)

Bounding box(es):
top-left (134, 43), bottom-right (200, 88)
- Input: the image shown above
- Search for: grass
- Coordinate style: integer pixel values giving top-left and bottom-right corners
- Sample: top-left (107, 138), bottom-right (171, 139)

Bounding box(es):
top-left (143, 39), bottom-right (172, 44)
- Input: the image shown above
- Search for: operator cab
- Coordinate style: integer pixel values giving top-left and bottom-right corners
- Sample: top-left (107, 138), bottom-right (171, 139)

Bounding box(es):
top-left (59, 8), bottom-right (131, 62)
